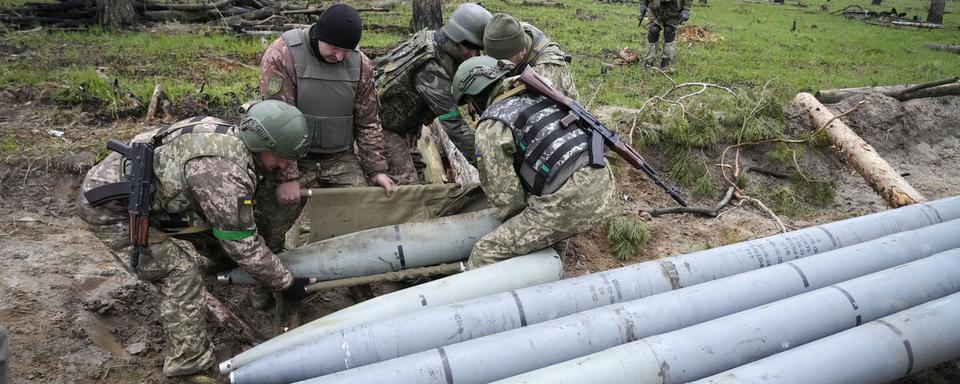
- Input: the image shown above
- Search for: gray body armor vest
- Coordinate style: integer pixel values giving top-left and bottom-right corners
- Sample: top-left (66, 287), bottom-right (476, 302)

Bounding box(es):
top-left (481, 93), bottom-right (591, 196)
top-left (373, 30), bottom-right (451, 134)
top-left (282, 28), bottom-right (361, 154)
top-left (148, 117), bottom-right (256, 228)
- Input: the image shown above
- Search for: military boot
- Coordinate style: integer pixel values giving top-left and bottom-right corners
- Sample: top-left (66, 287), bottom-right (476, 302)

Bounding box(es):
top-left (643, 40), bottom-right (659, 67)
top-left (661, 40), bottom-right (678, 70)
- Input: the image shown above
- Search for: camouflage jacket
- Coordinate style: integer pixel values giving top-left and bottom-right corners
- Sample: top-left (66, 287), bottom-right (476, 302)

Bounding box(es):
top-left (146, 119), bottom-right (292, 290)
top-left (374, 30), bottom-right (476, 157)
top-left (259, 28), bottom-right (389, 179)
top-left (644, 0), bottom-right (692, 13)
top-left (512, 24), bottom-right (580, 100)
top-left (474, 83), bottom-right (619, 224)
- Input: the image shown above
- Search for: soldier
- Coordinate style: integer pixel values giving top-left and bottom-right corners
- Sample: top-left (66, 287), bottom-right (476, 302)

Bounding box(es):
top-left (451, 56), bottom-right (619, 269)
top-left (374, 3), bottom-right (492, 183)
top-left (258, 4), bottom-right (394, 255)
top-left (638, 0), bottom-right (691, 69)
top-left (481, 13), bottom-right (580, 100)
top-left (77, 101), bottom-right (315, 383)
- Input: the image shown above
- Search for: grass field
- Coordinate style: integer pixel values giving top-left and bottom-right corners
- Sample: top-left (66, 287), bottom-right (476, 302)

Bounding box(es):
top-left (0, 0), bottom-right (956, 110)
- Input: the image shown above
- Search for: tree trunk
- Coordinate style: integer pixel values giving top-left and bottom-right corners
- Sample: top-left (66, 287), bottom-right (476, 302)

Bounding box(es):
top-left (96, 0), bottom-right (137, 28)
top-left (871, 0), bottom-right (881, 5)
top-left (792, 92), bottom-right (925, 208)
top-left (411, 0), bottom-right (442, 31)
top-left (927, 0), bottom-right (945, 24)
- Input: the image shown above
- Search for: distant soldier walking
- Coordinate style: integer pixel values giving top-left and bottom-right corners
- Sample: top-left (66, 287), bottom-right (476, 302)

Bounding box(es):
top-left (639, 0), bottom-right (691, 69)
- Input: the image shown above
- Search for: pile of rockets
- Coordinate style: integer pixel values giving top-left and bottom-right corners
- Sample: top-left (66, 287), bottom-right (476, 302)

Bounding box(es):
top-left (216, 195), bottom-right (960, 384)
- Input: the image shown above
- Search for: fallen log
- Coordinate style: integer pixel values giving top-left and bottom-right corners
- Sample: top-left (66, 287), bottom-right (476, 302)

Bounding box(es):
top-left (143, 0), bottom-right (235, 11)
top-left (815, 78), bottom-right (960, 103)
top-left (923, 43), bottom-right (960, 54)
top-left (891, 20), bottom-right (942, 28)
top-left (792, 92), bottom-right (924, 208)
top-left (144, 83), bottom-right (162, 122)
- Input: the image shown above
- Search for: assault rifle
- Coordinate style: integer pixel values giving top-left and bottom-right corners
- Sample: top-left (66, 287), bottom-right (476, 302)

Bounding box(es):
top-left (83, 139), bottom-right (154, 272)
top-left (517, 66), bottom-right (688, 207)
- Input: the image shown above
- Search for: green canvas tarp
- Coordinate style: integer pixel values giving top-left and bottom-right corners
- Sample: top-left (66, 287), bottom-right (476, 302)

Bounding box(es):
top-left (306, 183), bottom-right (487, 243)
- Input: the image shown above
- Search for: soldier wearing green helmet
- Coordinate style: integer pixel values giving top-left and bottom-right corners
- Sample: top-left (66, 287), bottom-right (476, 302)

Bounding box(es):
top-left (77, 100), bottom-right (316, 383)
top-left (452, 57), bottom-right (619, 270)
top-left (374, 2), bottom-right (492, 184)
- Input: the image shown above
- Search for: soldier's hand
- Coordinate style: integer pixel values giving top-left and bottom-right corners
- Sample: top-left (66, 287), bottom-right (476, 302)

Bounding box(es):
top-left (680, 9), bottom-right (690, 22)
top-left (280, 277), bottom-right (316, 302)
top-left (276, 180), bottom-right (301, 205)
top-left (371, 173), bottom-right (395, 197)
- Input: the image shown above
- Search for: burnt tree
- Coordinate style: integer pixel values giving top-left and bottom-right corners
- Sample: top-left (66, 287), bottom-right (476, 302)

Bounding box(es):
top-left (927, 0), bottom-right (945, 23)
top-left (96, 0), bottom-right (137, 28)
top-left (411, 0), bottom-right (442, 31)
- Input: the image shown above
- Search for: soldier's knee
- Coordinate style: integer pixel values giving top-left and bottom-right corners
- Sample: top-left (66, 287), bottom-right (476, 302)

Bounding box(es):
top-left (664, 25), bottom-right (677, 42)
top-left (647, 25), bottom-right (661, 43)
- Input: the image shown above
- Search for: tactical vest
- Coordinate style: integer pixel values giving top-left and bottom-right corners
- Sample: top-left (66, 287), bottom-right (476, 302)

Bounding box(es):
top-left (481, 93), bottom-right (591, 196)
top-left (148, 117), bottom-right (256, 227)
top-left (282, 28), bottom-right (361, 154)
top-left (519, 24), bottom-right (571, 70)
top-left (374, 30), bottom-right (459, 134)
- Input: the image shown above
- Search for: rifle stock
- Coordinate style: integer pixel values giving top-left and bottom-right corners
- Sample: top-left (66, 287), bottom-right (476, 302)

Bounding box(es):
top-left (517, 66), bottom-right (688, 206)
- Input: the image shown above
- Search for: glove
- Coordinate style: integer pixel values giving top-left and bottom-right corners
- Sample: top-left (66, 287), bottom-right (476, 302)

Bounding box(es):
top-left (638, 5), bottom-right (648, 26)
top-left (280, 277), bottom-right (312, 302)
top-left (680, 9), bottom-right (690, 22)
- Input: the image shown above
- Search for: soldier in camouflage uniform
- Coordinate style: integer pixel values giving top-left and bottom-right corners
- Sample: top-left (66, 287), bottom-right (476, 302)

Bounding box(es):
top-left (258, 4), bottom-right (394, 253)
top-left (482, 13), bottom-right (580, 100)
top-left (451, 56), bottom-right (619, 269)
top-left (639, 0), bottom-right (691, 69)
top-left (374, 3), bottom-right (492, 183)
top-left (77, 101), bottom-right (315, 382)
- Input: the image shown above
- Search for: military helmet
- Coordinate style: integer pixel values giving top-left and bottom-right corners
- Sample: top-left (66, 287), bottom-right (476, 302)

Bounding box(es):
top-left (441, 3), bottom-right (492, 47)
top-left (238, 100), bottom-right (310, 160)
top-left (451, 55), bottom-right (513, 104)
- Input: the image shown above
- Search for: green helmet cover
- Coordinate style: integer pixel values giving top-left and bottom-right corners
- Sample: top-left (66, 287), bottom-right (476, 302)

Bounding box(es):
top-left (451, 55), bottom-right (512, 104)
top-left (238, 100), bottom-right (309, 160)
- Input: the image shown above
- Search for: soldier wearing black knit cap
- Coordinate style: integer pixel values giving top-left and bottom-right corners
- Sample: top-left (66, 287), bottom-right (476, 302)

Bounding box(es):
top-left (255, 4), bottom-right (394, 308)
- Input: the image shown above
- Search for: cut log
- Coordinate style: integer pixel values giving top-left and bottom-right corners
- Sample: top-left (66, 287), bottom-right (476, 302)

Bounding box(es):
top-left (419, 124), bottom-right (447, 184)
top-left (144, 83), bottom-right (163, 122)
top-left (429, 120), bottom-right (480, 185)
top-left (792, 92), bottom-right (924, 208)
top-left (815, 78), bottom-right (959, 103)
top-left (923, 43), bottom-right (960, 54)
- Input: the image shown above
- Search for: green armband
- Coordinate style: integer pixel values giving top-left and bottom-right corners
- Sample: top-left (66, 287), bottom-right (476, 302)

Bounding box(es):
top-left (437, 109), bottom-right (461, 121)
top-left (212, 228), bottom-right (255, 241)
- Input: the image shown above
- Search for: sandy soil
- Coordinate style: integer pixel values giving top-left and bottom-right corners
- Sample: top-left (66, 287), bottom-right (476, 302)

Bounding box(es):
top-left (1, 95), bottom-right (958, 383)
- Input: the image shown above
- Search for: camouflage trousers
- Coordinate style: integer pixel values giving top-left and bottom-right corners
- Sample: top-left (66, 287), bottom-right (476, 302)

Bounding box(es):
top-left (466, 165), bottom-right (620, 269)
top-left (254, 151), bottom-right (367, 252)
top-left (77, 154), bottom-right (214, 377)
top-left (382, 129), bottom-right (423, 186)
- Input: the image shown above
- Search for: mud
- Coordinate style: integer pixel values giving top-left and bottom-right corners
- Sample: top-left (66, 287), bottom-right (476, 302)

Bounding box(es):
top-left (1, 92), bottom-right (959, 383)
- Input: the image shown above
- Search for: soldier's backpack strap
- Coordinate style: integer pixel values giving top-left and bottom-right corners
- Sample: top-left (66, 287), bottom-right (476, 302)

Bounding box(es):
top-left (151, 117), bottom-right (232, 146)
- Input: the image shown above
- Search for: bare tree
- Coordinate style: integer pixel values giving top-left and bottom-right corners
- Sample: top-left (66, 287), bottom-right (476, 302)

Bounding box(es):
top-left (927, 0), bottom-right (945, 23)
top-left (411, 0), bottom-right (442, 31)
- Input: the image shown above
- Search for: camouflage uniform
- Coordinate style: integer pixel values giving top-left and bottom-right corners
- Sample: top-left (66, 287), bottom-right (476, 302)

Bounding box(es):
top-left (375, 30), bottom-right (479, 184)
top-left (258, 26), bottom-right (389, 252)
top-left (511, 23), bottom-right (580, 100)
top-left (77, 118), bottom-right (293, 377)
top-left (641, 0), bottom-right (692, 67)
top-left (467, 80), bottom-right (619, 269)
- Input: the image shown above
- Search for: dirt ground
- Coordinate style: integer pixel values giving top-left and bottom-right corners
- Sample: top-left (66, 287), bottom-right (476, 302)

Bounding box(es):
top-left (1, 94), bottom-right (959, 383)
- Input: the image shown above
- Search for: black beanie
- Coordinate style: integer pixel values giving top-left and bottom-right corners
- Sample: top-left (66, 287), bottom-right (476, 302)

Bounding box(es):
top-left (310, 4), bottom-right (363, 49)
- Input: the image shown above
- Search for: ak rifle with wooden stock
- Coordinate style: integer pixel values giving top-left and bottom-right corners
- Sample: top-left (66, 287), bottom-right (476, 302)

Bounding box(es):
top-left (83, 139), bottom-right (154, 272)
top-left (517, 66), bottom-right (688, 207)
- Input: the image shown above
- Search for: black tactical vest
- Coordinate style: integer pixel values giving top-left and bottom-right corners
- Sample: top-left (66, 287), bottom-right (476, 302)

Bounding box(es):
top-left (481, 93), bottom-right (591, 196)
top-left (282, 28), bottom-right (361, 154)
